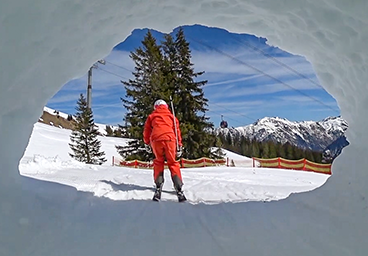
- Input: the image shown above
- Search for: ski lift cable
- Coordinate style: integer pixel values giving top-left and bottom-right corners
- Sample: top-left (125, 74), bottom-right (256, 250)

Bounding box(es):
top-left (97, 67), bottom-right (131, 81)
top-left (188, 37), bottom-right (340, 113)
top-left (105, 60), bottom-right (134, 73)
top-left (206, 109), bottom-right (249, 127)
top-left (209, 101), bottom-right (256, 122)
top-left (228, 34), bottom-right (325, 90)
top-left (101, 62), bottom-right (254, 126)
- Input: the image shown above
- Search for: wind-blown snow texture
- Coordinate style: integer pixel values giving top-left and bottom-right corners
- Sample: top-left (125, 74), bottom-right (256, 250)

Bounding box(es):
top-left (1, 1), bottom-right (368, 256)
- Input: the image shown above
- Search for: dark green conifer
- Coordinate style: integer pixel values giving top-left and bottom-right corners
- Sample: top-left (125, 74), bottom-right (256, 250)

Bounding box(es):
top-left (169, 27), bottom-right (217, 159)
top-left (69, 94), bottom-right (106, 165)
top-left (105, 125), bottom-right (113, 137)
top-left (117, 28), bottom-right (220, 160)
top-left (116, 30), bottom-right (163, 160)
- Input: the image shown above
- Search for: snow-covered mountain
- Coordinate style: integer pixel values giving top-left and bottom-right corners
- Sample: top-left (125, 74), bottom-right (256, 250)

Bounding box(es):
top-left (323, 135), bottom-right (350, 162)
top-left (216, 116), bottom-right (348, 152)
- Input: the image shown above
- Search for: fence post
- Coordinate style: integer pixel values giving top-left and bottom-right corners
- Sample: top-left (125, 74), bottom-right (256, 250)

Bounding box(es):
top-left (252, 157), bottom-right (255, 168)
top-left (303, 158), bottom-right (306, 170)
top-left (112, 156), bottom-right (114, 166)
top-left (203, 158), bottom-right (206, 167)
top-left (135, 160), bottom-right (137, 168)
top-left (278, 157), bottom-right (281, 168)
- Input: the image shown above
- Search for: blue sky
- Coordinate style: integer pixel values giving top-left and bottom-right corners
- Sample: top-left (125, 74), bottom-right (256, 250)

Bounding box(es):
top-left (47, 25), bottom-right (340, 128)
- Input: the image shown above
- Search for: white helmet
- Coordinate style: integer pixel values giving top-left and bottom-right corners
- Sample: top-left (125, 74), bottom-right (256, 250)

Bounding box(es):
top-left (154, 99), bottom-right (168, 109)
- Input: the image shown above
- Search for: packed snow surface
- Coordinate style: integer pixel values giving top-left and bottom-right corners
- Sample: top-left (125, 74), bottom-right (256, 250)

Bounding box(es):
top-left (20, 123), bottom-right (328, 204)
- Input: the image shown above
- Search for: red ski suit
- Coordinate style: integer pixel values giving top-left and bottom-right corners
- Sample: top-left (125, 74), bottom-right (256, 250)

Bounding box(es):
top-left (143, 105), bottom-right (183, 185)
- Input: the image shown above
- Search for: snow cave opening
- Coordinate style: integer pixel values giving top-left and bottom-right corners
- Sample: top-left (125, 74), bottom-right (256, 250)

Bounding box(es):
top-left (24, 24), bottom-right (342, 203)
top-left (2, 1), bottom-right (368, 255)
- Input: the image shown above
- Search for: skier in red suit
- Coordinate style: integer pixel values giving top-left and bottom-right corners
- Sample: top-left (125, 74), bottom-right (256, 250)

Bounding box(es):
top-left (143, 99), bottom-right (184, 196)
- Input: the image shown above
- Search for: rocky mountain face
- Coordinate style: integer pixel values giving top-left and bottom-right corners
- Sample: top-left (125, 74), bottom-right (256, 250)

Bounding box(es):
top-left (322, 135), bottom-right (350, 162)
top-left (215, 116), bottom-right (348, 152)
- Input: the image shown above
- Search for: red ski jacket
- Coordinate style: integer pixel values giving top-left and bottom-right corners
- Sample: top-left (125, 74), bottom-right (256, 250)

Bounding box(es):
top-left (143, 105), bottom-right (182, 146)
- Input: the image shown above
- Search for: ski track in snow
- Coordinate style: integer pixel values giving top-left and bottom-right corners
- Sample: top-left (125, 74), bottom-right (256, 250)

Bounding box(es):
top-left (19, 122), bottom-right (330, 204)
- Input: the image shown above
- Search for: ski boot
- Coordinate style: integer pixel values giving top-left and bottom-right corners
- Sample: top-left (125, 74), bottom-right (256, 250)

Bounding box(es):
top-left (173, 176), bottom-right (186, 202)
top-left (176, 187), bottom-right (187, 202)
top-left (152, 183), bottom-right (163, 201)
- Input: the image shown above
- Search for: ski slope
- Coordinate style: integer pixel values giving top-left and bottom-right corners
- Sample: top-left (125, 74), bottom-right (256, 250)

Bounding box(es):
top-left (19, 122), bottom-right (329, 204)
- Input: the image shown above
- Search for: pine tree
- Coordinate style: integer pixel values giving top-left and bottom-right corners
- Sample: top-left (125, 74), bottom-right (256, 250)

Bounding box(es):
top-left (105, 125), bottom-right (114, 137)
top-left (294, 147), bottom-right (304, 160)
top-left (240, 136), bottom-right (251, 157)
top-left (114, 124), bottom-right (126, 137)
top-left (276, 142), bottom-right (286, 158)
top-left (312, 151), bottom-right (322, 163)
top-left (305, 150), bottom-right (315, 162)
top-left (268, 141), bottom-right (277, 158)
top-left (116, 30), bottom-right (164, 160)
top-left (261, 141), bottom-right (270, 158)
top-left (285, 142), bottom-right (294, 160)
top-left (69, 94), bottom-right (106, 165)
top-left (168, 27), bottom-right (217, 159)
top-left (117, 28), bottom-right (220, 161)
top-left (212, 136), bottom-right (226, 159)
top-left (251, 140), bottom-right (260, 158)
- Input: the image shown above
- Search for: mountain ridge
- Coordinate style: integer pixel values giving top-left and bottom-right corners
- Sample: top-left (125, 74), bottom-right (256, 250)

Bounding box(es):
top-left (216, 116), bottom-right (348, 153)
top-left (41, 106), bottom-right (348, 160)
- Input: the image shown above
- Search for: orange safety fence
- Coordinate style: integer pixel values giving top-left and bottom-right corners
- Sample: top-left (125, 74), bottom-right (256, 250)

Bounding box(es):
top-left (112, 155), bottom-right (331, 175)
top-left (253, 157), bottom-right (332, 175)
top-left (112, 156), bottom-right (226, 169)
top-left (180, 157), bottom-right (226, 168)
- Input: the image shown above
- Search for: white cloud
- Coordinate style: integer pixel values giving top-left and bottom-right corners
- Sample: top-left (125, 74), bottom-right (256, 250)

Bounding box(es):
top-left (191, 48), bottom-right (318, 81)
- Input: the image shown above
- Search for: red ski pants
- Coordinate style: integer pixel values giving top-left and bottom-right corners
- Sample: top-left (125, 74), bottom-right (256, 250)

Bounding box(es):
top-left (151, 140), bottom-right (182, 183)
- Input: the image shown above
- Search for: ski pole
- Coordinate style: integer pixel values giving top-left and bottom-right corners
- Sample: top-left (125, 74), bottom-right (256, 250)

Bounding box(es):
top-left (169, 96), bottom-right (180, 151)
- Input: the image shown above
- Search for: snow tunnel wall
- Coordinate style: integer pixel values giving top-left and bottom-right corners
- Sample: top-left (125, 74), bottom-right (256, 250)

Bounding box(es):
top-left (1, 0), bottom-right (368, 255)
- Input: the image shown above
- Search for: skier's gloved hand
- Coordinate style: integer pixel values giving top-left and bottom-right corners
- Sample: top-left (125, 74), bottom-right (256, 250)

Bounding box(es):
top-left (145, 144), bottom-right (152, 154)
top-left (176, 146), bottom-right (183, 158)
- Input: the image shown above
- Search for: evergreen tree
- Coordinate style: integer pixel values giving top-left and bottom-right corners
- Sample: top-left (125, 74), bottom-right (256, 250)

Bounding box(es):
top-left (312, 151), bottom-right (322, 163)
top-left (168, 27), bottom-right (217, 159)
top-left (215, 127), bottom-right (331, 164)
top-left (294, 147), bottom-right (304, 160)
top-left (116, 30), bottom-right (163, 160)
top-left (276, 142), bottom-right (286, 158)
top-left (114, 124), bottom-right (126, 138)
top-left (105, 125), bottom-right (114, 137)
top-left (261, 141), bottom-right (270, 158)
top-left (69, 94), bottom-right (106, 165)
top-left (117, 28), bottom-right (220, 160)
top-left (284, 142), bottom-right (294, 160)
top-left (212, 136), bottom-right (226, 159)
top-left (305, 150), bottom-right (315, 162)
top-left (225, 132), bottom-right (233, 149)
top-left (268, 141), bottom-right (277, 158)
top-left (251, 140), bottom-right (260, 158)
top-left (240, 136), bottom-right (251, 157)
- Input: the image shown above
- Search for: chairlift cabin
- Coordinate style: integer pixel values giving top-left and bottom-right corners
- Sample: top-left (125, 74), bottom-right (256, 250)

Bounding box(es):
top-left (220, 115), bottom-right (228, 128)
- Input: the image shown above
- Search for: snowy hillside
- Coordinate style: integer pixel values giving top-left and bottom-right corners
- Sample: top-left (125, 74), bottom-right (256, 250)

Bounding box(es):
top-left (217, 116), bottom-right (348, 151)
top-left (19, 122), bottom-right (329, 204)
top-left (42, 106), bottom-right (118, 135)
